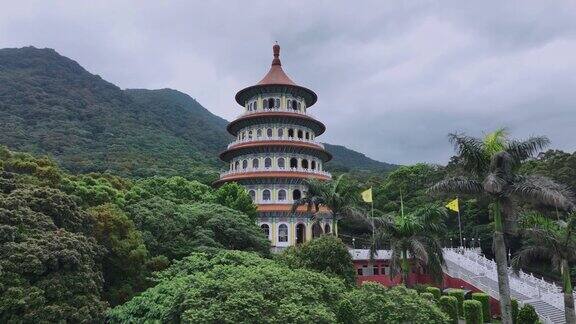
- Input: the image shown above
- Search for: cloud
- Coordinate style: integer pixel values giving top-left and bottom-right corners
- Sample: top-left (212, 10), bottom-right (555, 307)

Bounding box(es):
top-left (1, 0), bottom-right (575, 164)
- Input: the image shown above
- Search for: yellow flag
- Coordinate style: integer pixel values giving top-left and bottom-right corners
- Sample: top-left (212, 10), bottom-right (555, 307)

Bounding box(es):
top-left (446, 198), bottom-right (459, 212)
top-left (361, 188), bottom-right (373, 203)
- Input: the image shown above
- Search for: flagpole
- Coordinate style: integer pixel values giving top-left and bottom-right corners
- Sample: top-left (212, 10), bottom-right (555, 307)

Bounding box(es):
top-left (456, 197), bottom-right (463, 248)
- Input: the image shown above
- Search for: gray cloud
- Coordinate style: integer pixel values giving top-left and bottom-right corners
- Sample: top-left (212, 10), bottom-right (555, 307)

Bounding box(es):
top-left (1, 0), bottom-right (575, 164)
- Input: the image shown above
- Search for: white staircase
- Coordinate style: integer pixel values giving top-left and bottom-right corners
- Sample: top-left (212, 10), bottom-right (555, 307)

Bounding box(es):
top-left (443, 248), bottom-right (573, 324)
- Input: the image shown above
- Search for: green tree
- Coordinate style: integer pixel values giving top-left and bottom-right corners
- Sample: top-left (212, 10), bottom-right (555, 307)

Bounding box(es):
top-left (277, 235), bottom-right (356, 286)
top-left (125, 176), bottom-right (213, 205)
top-left (372, 204), bottom-right (447, 286)
top-left (108, 250), bottom-right (346, 323)
top-left (292, 175), bottom-right (362, 229)
top-left (337, 283), bottom-right (449, 324)
top-left (430, 129), bottom-right (574, 324)
top-left (124, 199), bottom-right (270, 260)
top-left (512, 214), bottom-right (576, 324)
top-left (88, 204), bottom-right (149, 306)
top-left (213, 182), bottom-right (258, 220)
top-left (0, 187), bottom-right (107, 322)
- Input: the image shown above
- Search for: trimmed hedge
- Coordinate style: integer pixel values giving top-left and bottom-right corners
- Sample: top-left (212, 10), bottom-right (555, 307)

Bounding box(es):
top-left (472, 292), bottom-right (490, 322)
top-left (439, 295), bottom-right (459, 324)
top-left (420, 292), bottom-right (435, 301)
top-left (517, 304), bottom-right (539, 323)
top-left (426, 286), bottom-right (441, 300)
top-left (512, 299), bottom-right (519, 324)
top-left (447, 289), bottom-right (465, 315)
top-left (463, 300), bottom-right (483, 324)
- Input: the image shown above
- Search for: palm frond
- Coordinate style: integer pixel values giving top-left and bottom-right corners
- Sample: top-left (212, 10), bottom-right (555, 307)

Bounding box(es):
top-left (483, 128), bottom-right (508, 157)
top-left (511, 175), bottom-right (575, 211)
top-left (506, 136), bottom-right (550, 163)
top-left (429, 177), bottom-right (483, 195)
top-left (448, 133), bottom-right (489, 174)
top-left (409, 239), bottom-right (429, 264)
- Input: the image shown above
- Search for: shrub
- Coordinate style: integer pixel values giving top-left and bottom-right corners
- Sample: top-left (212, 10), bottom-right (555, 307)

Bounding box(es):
top-left (337, 284), bottom-right (449, 323)
top-left (463, 300), bottom-right (483, 324)
top-left (413, 284), bottom-right (430, 293)
top-left (439, 295), bottom-right (459, 324)
top-left (472, 292), bottom-right (490, 322)
top-left (511, 299), bottom-right (519, 324)
top-left (447, 289), bottom-right (466, 315)
top-left (426, 286), bottom-right (441, 300)
top-left (277, 235), bottom-right (356, 286)
top-left (517, 304), bottom-right (539, 324)
top-left (421, 292), bottom-right (435, 301)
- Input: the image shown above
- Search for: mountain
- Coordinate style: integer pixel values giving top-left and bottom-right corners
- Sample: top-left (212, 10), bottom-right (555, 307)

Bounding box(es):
top-left (323, 143), bottom-right (397, 173)
top-left (0, 46), bottom-right (396, 180)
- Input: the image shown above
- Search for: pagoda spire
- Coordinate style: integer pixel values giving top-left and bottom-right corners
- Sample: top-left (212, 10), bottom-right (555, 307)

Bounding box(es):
top-left (272, 42), bottom-right (281, 66)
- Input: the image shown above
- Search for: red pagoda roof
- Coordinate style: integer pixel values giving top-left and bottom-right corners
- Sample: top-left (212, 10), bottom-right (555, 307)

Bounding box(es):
top-left (235, 44), bottom-right (317, 107)
top-left (256, 44), bottom-right (297, 86)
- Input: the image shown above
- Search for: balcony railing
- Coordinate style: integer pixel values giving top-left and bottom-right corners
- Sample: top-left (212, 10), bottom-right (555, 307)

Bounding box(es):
top-left (227, 136), bottom-right (325, 149)
top-left (236, 108), bottom-right (317, 120)
top-left (220, 167), bottom-right (332, 179)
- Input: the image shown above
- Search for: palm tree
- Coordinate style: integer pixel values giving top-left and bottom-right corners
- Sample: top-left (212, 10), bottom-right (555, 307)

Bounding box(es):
top-left (512, 214), bottom-right (576, 324)
top-left (371, 203), bottom-right (447, 287)
top-left (430, 128), bottom-right (574, 324)
top-left (291, 175), bottom-right (362, 228)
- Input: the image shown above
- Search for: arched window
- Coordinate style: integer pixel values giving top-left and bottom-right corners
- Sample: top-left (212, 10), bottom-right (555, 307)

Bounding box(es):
top-left (264, 157), bottom-right (272, 168)
top-left (268, 98), bottom-right (274, 109)
top-left (242, 160), bottom-right (248, 169)
top-left (241, 132), bottom-right (246, 140)
top-left (305, 132), bottom-right (310, 140)
top-left (287, 99), bottom-right (292, 109)
top-left (324, 224), bottom-right (331, 234)
top-left (288, 128), bottom-right (294, 138)
top-left (292, 100), bottom-right (298, 110)
top-left (249, 190), bottom-right (256, 201)
top-left (274, 98), bottom-right (280, 108)
top-left (297, 102), bottom-right (301, 110)
top-left (301, 159), bottom-right (309, 169)
top-left (256, 129), bottom-right (262, 137)
top-left (263, 99), bottom-right (268, 109)
top-left (292, 189), bottom-right (302, 200)
top-left (252, 158), bottom-right (259, 169)
top-left (278, 128), bottom-right (284, 137)
top-left (261, 224), bottom-right (270, 238)
top-left (267, 128), bottom-right (273, 137)
top-left (253, 101), bottom-right (258, 110)
top-left (290, 158), bottom-right (298, 168)
top-left (278, 224), bottom-right (288, 242)
top-left (311, 160), bottom-right (316, 170)
top-left (263, 189), bottom-right (271, 201)
top-left (248, 130), bottom-right (253, 139)
top-left (297, 130), bottom-right (303, 139)
top-left (278, 158), bottom-right (285, 168)
top-left (278, 189), bottom-right (286, 201)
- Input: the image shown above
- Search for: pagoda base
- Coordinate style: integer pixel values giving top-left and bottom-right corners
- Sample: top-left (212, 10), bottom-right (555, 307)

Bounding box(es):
top-left (257, 211), bottom-right (336, 249)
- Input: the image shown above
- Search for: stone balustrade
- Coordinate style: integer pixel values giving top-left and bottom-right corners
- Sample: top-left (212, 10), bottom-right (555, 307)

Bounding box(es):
top-left (227, 136), bottom-right (325, 149)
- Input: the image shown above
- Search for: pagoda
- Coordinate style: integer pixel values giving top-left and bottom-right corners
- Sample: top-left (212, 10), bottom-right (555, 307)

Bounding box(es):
top-left (215, 44), bottom-right (334, 249)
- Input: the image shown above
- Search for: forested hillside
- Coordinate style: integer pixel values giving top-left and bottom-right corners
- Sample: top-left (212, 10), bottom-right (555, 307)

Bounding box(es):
top-left (0, 46), bottom-right (395, 180)
top-left (324, 143), bottom-right (397, 173)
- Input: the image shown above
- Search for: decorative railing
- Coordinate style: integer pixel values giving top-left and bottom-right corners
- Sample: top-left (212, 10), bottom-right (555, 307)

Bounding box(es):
top-left (443, 248), bottom-right (572, 324)
top-left (220, 167), bottom-right (332, 179)
top-left (227, 136), bottom-right (325, 149)
top-left (236, 108), bottom-right (317, 120)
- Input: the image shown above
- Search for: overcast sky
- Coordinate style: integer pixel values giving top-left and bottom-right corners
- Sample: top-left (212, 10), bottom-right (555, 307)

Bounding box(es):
top-left (1, 1), bottom-right (575, 165)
